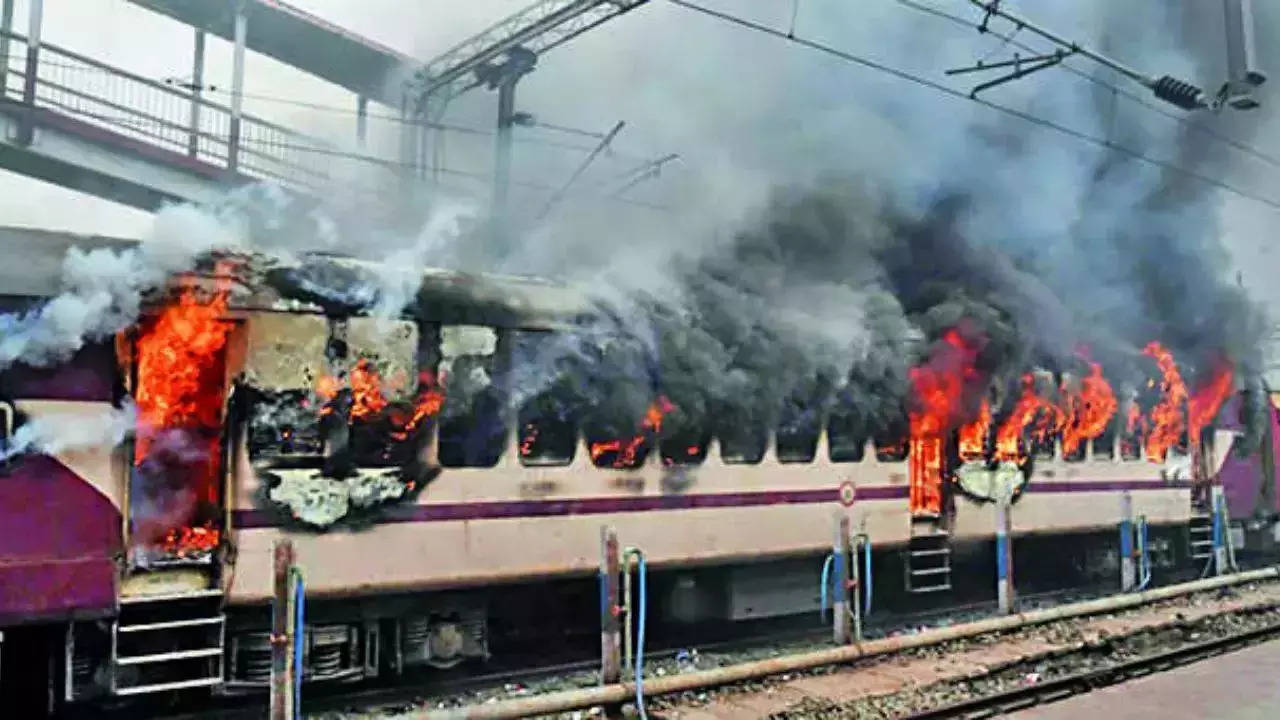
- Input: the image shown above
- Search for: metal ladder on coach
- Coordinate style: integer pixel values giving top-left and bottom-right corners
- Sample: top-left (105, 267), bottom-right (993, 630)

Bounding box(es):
top-left (904, 521), bottom-right (953, 594)
top-left (110, 589), bottom-right (225, 696)
top-left (1188, 513), bottom-right (1215, 563)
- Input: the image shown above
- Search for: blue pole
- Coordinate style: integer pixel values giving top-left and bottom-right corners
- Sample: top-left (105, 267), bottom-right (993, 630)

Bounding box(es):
top-left (624, 548), bottom-right (648, 720)
top-left (819, 553), bottom-right (834, 621)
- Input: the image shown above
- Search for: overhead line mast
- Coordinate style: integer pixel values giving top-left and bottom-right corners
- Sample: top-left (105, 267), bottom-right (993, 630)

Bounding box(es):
top-left (399, 0), bottom-right (651, 253)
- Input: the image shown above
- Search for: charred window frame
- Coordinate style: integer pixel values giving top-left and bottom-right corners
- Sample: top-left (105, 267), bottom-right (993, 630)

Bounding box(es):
top-left (1091, 421), bottom-right (1117, 461)
top-left (1030, 432), bottom-right (1057, 461)
top-left (716, 420), bottom-right (767, 465)
top-left (776, 403), bottom-right (821, 464)
top-left (510, 330), bottom-right (577, 467)
top-left (874, 418), bottom-right (909, 462)
top-left (659, 426), bottom-right (711, 466)
top-left (1119, 398), bottom-right (1145, 462)
top-left (438, 326), bottom-right (510, 469)
top-left (827, 409), bottom-right (868, 463)
top-left (579, 334), bottom-right (659, 470)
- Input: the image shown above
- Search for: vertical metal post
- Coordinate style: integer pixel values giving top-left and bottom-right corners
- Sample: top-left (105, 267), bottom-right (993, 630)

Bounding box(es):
top-left (832, 513), bottom-right (851, 644)
top-left (995, 497), bottom-right (1015, 613)
top-left (491, 75), bottom-right (518, 255)
top-left (227, 0), bottom-right (248, 172)
top-left (270, 540), bottom-right (295, 720)
top-left (0, 0), bottom-right (15, 98)
top-left (356, 94), bottom-right (368, 148)
top-left (1119, 491), bottom-right (1135, 592)
top-left (187, 29), bottom-right (205, 158)
top-left (599, 527), bottom-right (621, 688)
top-left (16, 0), bottom-right (41, 144)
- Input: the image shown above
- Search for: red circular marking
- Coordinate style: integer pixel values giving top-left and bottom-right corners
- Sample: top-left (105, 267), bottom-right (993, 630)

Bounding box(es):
top-left (838, 481), bottom-right (857, 507)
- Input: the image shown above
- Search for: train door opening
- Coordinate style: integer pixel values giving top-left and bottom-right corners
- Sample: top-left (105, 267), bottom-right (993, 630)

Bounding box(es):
top-left (119, 290), bottom-right (233, 569)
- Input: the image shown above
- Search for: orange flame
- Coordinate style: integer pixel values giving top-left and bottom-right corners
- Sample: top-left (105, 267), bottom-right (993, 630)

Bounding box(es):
top-left (1188, 360), bottom-right (1234, 451)
top-left (519, 423), bottom-right (539, 457)
top-left (1060, 362), bottom-right (1118, 457)
top-left (908, 328), bottom-right (981, 515)
top-left (1142, 341), bottom-right (1188, 462)
top-left (994, 374), bottom-right (1060, 464)
top-left (589, 396), bottom-right (675, 468)
top-left (133, 283), bottom-right (232, 556)
top-left (959, 400), bottom-right (990, 462)
top-left (134, 287), bottom-right (231, 438)
top-left (157, 521), bottom-right (220, 558)
top-left (316, 365), bottom-right (443, 441)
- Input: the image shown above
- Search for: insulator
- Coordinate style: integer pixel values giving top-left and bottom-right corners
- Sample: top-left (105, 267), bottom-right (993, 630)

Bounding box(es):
top-left (1153, 75), bottom-right (1204, 110)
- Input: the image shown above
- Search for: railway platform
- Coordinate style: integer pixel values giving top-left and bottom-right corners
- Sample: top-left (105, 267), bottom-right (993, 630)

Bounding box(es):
top-left (1013, 638), bottom-right (1280, 719)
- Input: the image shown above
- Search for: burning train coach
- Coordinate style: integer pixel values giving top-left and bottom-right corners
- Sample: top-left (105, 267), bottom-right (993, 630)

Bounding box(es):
top-left (0, 236), bottom-right (1277, 711)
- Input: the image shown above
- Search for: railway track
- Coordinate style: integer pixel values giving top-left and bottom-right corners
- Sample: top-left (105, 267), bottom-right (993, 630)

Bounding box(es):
top-left (901, 617), bottom-right (1280, 719)
top-left (134, 585), bottom-right (1102, 720)
top-left (131, 572), bottom-right (1280, 719)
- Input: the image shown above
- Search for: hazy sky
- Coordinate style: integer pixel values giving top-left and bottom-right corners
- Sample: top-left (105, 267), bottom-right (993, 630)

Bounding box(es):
top-left (0, 0), bottom-right (1277, 321)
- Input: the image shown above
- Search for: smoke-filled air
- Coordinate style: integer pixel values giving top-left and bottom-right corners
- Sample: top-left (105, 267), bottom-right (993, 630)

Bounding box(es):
top-left (0, 0), bottom-right (1273, 472)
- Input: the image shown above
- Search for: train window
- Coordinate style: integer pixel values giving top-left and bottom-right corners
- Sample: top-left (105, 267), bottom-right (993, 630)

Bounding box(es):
top-left (439, 387), bottom-right (507, 468)
top-left (1030, 433), bottom-right (1056, 461)
top-left (874, 424), bottom-right (908, 462)
top-left (659, 428), bottom-right (711, 466)
top-left (1092, 423), bottom-right (1116, 460)
top-left (776, 403), bottom-right (819, 463)
top-left (827, 410), bottom-right (867, 463)
top-left (1063, 439), bottom-right (1086, 463)
top-left (517, 401), bottom-right (575, 467)
top-left (1120, 431), bottom-right (1142, 461)
top-left (438, 327), bottom-right (508, 468)
top-left (585, 425), bottom-right (653, 469)
top-left (510, 332), bottom-right (577, 467)
top-left (717, 422), bottom-right (766, 464)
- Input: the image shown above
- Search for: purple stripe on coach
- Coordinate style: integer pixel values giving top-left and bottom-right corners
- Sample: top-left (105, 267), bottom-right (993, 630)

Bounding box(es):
top-left (1024, 479), bottom-right (1191, 493)
top-left (230, 477), bottom-right (1182, 530)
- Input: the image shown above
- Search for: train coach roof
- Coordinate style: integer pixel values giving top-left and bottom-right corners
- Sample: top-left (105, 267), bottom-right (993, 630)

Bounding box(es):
top-left (0, 226), bottom-right (136, 299)
top-left (0, 226), bottom-right (597, 329)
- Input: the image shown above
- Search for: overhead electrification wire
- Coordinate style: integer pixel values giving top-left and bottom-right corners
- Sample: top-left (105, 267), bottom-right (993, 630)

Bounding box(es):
top-left (668, 0), bottom-right (1280, 213)
top-left (892, 0), bottom-right (1280, 172)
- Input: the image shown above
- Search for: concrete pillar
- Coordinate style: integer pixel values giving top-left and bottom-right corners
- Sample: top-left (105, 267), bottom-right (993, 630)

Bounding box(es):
top-left (269, 540), bottom-right (295, 720)
top-left (187, 28), bottom-right (205, 158)
top-left (0, 0), bottom-right (15, 98)
top-left (16, 0), bottom-right (40, 144)
top-left (996, 498), bottom-right (1015, 613)
top-left (599, 527), bottom-right (621, 687)
top-left (1119, 491), bottom-right (1136, 591)
top-left (832, 513), bottom-right (851, 644)
top-left (227, 0), bottom-right (248, 172)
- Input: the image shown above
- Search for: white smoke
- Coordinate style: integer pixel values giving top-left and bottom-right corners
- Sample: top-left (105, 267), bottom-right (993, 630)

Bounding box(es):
top-left (1, 402), bottom-right (137, 462)
top-left (0, 203), bottom-right (245, 369)
top-left (370, 200), bottom-right (478, 321)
